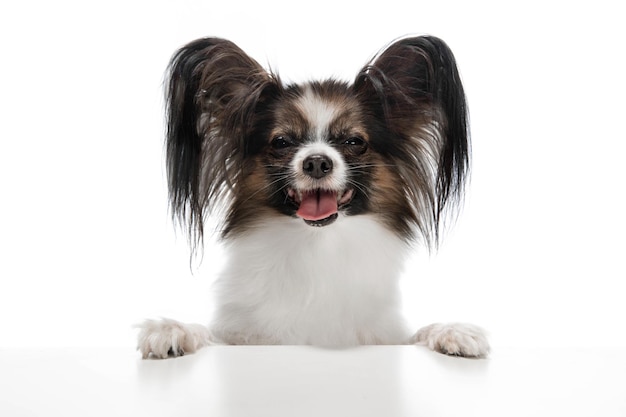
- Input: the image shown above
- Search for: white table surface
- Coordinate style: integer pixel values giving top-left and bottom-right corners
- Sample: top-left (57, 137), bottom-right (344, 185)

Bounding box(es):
top-left (1, 346), bottom-right (624, 416)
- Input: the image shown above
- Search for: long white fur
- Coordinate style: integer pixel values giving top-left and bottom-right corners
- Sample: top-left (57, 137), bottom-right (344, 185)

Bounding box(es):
top-left (211, 214), bottom-right (411, 345)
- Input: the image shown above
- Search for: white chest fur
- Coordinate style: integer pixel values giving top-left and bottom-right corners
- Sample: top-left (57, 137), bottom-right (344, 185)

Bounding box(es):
top-left (211, 215), bottom-right (412, 345)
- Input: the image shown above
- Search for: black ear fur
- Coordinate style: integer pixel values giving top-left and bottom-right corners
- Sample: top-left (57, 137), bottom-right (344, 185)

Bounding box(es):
top-left (355, 36), bottom-right (470, 245)
top-left (165, 38), bottom-right (278, 247)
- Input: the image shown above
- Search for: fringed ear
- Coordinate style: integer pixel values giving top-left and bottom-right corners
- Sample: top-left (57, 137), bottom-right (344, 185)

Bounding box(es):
top-left (354, 36), bottom-right (470, 246)
top-left (165, 38), bottom-right (278, 249)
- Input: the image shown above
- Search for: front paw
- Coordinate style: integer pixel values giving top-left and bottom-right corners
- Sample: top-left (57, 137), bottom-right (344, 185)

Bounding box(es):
top-left (135, 318), bottom-right (212, 359)
top-left (413, 323), bottom-right (490, 358)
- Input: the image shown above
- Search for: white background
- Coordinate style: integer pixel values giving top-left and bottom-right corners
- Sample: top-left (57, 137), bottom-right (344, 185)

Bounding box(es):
top-left (0, 0), bottom-right (624, 350)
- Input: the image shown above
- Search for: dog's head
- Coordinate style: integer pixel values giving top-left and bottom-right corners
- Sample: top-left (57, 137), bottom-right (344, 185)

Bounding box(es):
top-left (165, 36), bottom-right (469, 249)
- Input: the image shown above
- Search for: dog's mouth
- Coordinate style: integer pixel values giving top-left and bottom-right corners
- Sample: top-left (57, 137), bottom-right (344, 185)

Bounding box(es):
top-left (287, 188), bottom-right (354, 227)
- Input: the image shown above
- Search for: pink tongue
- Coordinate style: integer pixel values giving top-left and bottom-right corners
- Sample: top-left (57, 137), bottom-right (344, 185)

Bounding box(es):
top-left (296, 190), bottom-right (338, 221)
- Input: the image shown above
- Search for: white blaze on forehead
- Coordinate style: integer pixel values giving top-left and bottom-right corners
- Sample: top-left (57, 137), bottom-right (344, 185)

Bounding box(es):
top-left (295, 87), bottom-right (340, 142)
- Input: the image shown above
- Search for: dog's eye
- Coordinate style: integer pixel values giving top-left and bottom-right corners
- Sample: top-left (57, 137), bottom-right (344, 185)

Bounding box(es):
top-left (344, 137), bottom-right (365, 146)
top-left (271, 136), bottom-right (293, 150)
top-left (343, 136), bottom-right (368, 154)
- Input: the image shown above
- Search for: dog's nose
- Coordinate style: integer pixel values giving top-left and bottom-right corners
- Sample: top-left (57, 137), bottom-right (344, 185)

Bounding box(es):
top-left (302, 154), bottom-right (333, 179)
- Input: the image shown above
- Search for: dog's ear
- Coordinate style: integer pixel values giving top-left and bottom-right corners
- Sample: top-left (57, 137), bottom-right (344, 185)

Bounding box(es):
top-left (355, 36), bottom-right (469, 245)
top-left (165, 38), bottom-right (278, 247)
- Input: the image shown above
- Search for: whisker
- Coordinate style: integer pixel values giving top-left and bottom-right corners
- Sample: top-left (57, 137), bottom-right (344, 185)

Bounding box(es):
top-left (236, 173), bottom-right (291, 206)
top-left (347, 179), bottom-right (369, 198)
top-left (241, 162), bottom-right (392, 206)
top-left (346, 163), bottom-right (397, 170)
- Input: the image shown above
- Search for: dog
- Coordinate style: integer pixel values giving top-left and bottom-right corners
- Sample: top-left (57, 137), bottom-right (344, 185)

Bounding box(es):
top-left (137, 35), bottom-right (490, 359)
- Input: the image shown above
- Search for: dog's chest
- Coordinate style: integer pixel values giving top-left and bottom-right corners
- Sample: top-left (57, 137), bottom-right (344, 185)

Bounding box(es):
top-left (213, 215), bottom-right (408, 338)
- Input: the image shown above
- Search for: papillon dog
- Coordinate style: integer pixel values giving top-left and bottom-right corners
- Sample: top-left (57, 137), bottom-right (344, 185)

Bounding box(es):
top-left (137, 35), bottom-right (490, 359)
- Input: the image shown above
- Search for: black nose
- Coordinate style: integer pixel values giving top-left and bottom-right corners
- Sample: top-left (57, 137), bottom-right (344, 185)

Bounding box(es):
top-left (302, 154), bottom-right (333, 179)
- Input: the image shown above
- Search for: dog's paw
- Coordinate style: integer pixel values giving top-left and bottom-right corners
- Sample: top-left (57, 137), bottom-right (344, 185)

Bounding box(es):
top-left (135, 318), bottom-right (212, 359)
top-left (413, 323), bottom-right (490, 358)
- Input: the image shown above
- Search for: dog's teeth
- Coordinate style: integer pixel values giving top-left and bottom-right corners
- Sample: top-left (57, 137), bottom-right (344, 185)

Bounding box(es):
top-left (337, 189), bottom-right (354, 205)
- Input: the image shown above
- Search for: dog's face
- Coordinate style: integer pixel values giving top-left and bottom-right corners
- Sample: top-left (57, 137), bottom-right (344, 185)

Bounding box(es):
top-left (263, 83), bottom-right (369, 227)
top-left (242, 82), bottom-right (397, 230)
top-left (165, 37), bottom-right (469, 247)
top-left (228, 79), bottom-right (424, 239)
